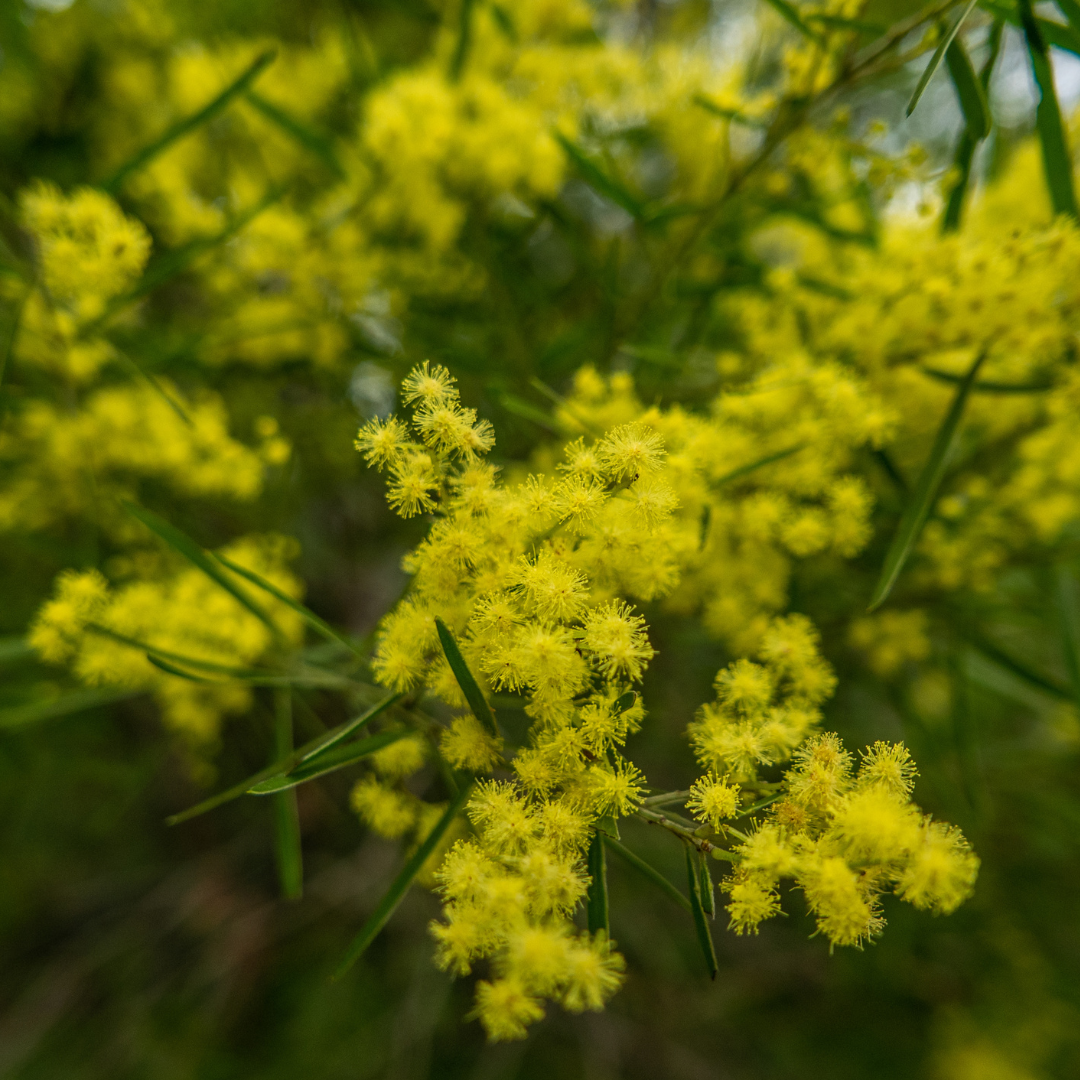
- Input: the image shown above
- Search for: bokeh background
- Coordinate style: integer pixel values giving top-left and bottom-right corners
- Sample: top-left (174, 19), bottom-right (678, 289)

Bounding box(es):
top-left (2, 1), bottom-right (1079, 1077)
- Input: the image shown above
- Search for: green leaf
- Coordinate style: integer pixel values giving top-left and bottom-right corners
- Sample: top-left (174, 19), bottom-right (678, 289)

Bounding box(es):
top-left (122, 503), bottom-right (281, 639)
top-left (922, 366), bottom-right (1050, 393)
top-left (692, 94), bottom-right (769, 129)
top-left (736, 793), bottom-right (784, 818)
top-left (760, 0), bottom-right (823, 41)
top-left (271, 689), bottom-right (303, 899)
top-left (1055, 0), bottom-right (1080, 31)
top-left (945, 38), bottom-right (990, 139)
top-left (248, 729), bottom-right (406, 794)
top-left (907, 0), bottom-right (979, 118)
top-left (554, 133), bottom-right (647, 222)
top-left (214, 552), bottom-right (363, 658)
top-left (961, 627), bottom-right (1072, 701)
top-left (85, 186), bottom-right (285, 335)
top-left (84, 622), bottom-right (284, 681)
top-left (143, 652), bottom-right (350, 689)
top-left (449, 0), bottom-right (476, 80)
top-left (697, 851), bottom-right (715, 917)
top-left (434, 618), bottom-right (499, 738)
top-left (1055, 565), bottom-right (1080, 710)
top-left (805, 12), bottom-right (886, 32)
top-left (334, 780), bottom-right (474, 978)
top-left (0, 686), bottom-right (141, 730)
top-left (243, 90), bottom-right (346, 178)
top-left (297, 693), bottom-right (404, 765)
top-left (977, 1), bottom-right (1080, 56)
top-left (1019, 0), bottom-right (1079, 219)
top-left (714, 444), bottom-right (805, 486)
top-left (867, 349), bottom-right (987, 611)
top-left (613, 690), bottom-right (637, 715)
top-left (603, 835), bottom-right (692, 913)
top-left (166, 692), bottom-right (402, 824)
top-left (101, 50), bottom-right (276, 193)
top-left (685, 846), bottom-right (719, 979)
top-left (586, 829), bottom-right (610, 935)
top-left (492, 390), bottom-right (559, 433)
top-left (113, 348), bottom-right (193, 426)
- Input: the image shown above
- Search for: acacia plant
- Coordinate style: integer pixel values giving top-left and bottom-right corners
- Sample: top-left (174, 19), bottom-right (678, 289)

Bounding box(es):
top-left (3, 0), bottom-right (1080, 1071)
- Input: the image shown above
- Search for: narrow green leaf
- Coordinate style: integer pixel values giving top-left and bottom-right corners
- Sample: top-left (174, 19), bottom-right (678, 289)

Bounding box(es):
top-left (84, 186), bottom-right (285, 335)
top-left (868, 349), bottom-right (987, 611)
top-left (978, 1), bottom-right (1080, 56)
top-left (962, 627), bottom-right (1071, 700)
top-left (297, 693), bottom-right (403, 764)
top-left (907, 0), bottom-right (979, 118)
top-left (122, 502), bottom-right (281, 638)
top-left (243, 90), bottom-right (346, 178)
top-left (594, 814), bottom-right (621, 841)
top-left (166, 692), bottom-right (402, 824)
top-left (714, 444), bottom-right (805, 487)
top-left (1019, 0), bottom-right (1079, 218)
top-left (248, 729), bottom-right (406, 794)
top-left (334, 780), bottom-right (474, 978)
top-left (271, 689), bottom-right (303, 899)
top-left (554, 133), bottom-right (647, 222)
top-left (760, 0), bottom-right (824, 41)
top-left (214, 552), bottom-right (363, 657)
top-left (805, 13), bottom-right (887, 32)
top-left (685, 846), bottom-right (719, 979)
top-left (604, 835), bottom-right (692, 913)
top-left (692, 94), bottom-right (769, 129)
top-left (945, 38), bottom-right (990, 138)
top-left (102, 50), bottom-right (276, 193)
top-left (449, 0), bottom-right (476, 81)
top-left (114, 348), bottom-right (193, 426)
top-left (435, 618), bottom-right (498, 737)
top-left (736, 793), bottom-right (784, 818)
top-left (144, 652), bottom-right (350, 689)
top-left (697, 851), bottom-right (715, 917)
top-left (613, 690), bottom-right (637, 715)
top-left (0, 687), bottom-right (141, 730)
top-left (85, 622), bottom-right (270, 677)
top-left (922, 366), bottom-right (1050, 393)
top-left (493, 390), bottom-right (559, 432)
top-left (587, 829), bottom-right (610, 935)
top-left (1055, 565), bottom-right (1080, 710)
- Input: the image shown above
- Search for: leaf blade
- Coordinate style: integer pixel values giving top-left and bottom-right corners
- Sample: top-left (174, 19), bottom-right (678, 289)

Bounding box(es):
top-left (243, 91), bottom-right (345, 178)
top-left (586, 829), bottom-right (610, 935)
top-left (868, 348), bottom-right (988, 611)
top-left (603, 835), bottom-right (692, 913)
top-left (907, 0), bottom-right (979, 118)
top-left (435, 618), bottom-right (499, 737)
top-left (333, 780), bottom-right (474, 978)
top-left (214, 552), bottom-right (363, 658)
top-left (271, 689), bottom-right (303, 899)
top-left (1019, 0), bottom-right (1079, 218)
top-left (945, 37), bottom-right (990, 138)
top-left (102, 50), bottom-right (276, 193)
top-left (122, 502), bottom-right (281, 638)
top-left (554, 133), bottom-right (647, 222)
top-left (166, 692), bottom-right (402, 824)
top-left (685, 846), bottom-right (719, 979)
top-left (248, 730), bottom-right (406, 794)
top-left (760, 0), bottom-right (824, 41)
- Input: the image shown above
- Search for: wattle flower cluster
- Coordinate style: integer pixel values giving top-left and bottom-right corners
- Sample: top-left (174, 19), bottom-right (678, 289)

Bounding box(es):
top-left (357, 364), bottom-right (978, 1039)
